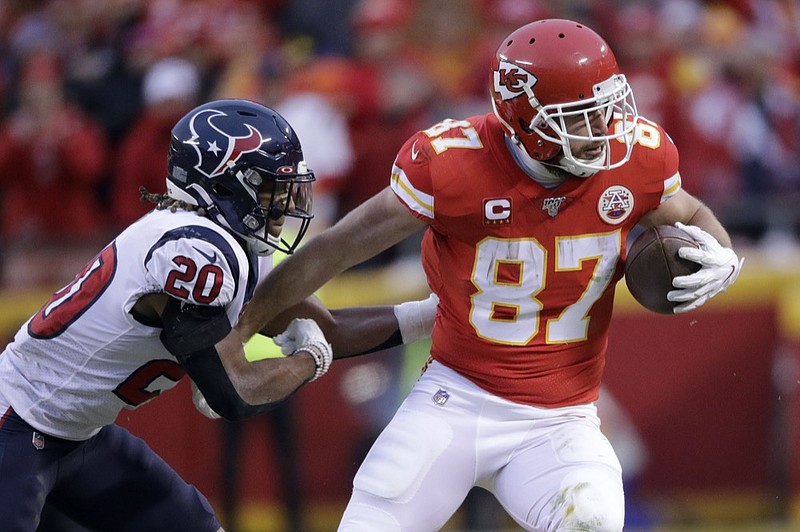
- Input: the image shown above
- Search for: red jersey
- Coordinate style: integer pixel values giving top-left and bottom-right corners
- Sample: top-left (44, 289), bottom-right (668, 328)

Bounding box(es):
top-left (391, 113), bottom-right (680, 407)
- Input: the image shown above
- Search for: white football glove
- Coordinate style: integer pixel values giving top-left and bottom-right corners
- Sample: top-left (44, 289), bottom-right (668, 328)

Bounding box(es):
top-left (274, 318), bottom-right (333, 382)
top-left (667, 222), bottom-right (743, 314)
top-left (393, 292), bottom-right (439, 344)
top-left (190, 380), bottom-right (221, 420)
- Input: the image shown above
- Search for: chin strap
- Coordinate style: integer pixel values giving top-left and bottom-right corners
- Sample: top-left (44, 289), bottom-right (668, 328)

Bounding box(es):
top-left (246, 232), bottom-right (279, 256)
top-left (555, 154), bottom-right (601, 178)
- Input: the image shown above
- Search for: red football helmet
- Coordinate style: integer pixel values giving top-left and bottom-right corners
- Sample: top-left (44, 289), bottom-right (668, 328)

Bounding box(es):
top-left (490, 19), bottom-right (639, 176)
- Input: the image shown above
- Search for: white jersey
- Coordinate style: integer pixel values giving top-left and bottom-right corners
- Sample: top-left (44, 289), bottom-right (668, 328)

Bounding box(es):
top-left (0, 209), bottom-right (264, 440)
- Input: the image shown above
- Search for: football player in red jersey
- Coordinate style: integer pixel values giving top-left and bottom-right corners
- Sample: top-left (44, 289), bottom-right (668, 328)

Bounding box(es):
top-left (238, 20), bottom-right (743, 531)
top-left (0, 99), bottom-right (438, 532)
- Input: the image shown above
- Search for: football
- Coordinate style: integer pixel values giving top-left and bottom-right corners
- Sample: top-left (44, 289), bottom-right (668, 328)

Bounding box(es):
top-left (624, 225), bottom-right (702, 314)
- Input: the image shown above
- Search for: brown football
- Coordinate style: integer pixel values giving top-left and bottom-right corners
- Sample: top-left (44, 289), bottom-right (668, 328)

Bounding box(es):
top-left (624, 225), bottom-right (702, 314)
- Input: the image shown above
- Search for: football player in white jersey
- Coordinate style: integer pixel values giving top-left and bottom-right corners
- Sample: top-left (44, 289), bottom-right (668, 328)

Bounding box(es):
top-left (0, 99), bottom-right (437, 531)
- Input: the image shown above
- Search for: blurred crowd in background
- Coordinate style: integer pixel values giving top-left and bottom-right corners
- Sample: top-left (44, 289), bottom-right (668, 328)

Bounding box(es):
top-left (0, 0), bottom-right (798, 287)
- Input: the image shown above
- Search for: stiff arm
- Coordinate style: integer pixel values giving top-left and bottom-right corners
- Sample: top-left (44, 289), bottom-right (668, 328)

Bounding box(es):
top-left (236, 188), bottom-right (427, 342)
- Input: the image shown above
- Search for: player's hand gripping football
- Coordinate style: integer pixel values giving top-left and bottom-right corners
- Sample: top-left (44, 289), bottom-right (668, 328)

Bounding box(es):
top-left (667, 222), bottom-right (743, 314)
top-left (274, 318), bottom-right (333, 382)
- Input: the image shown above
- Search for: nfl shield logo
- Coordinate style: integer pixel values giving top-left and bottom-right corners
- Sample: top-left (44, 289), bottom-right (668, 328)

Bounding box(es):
top-left (32, 431), bottom-right (45, 450)
top-left (432, 389), bottom-right (450, 406)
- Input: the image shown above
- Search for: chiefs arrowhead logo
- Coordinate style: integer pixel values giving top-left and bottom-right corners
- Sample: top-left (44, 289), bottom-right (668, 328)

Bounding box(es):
top-left (493, 60), bottom-right (538, 101)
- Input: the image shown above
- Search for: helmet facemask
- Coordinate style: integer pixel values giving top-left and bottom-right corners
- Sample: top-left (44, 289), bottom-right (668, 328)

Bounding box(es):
top-left (526, 74), bottom-right (639, 177)
top-left (234, 164), bottom-right (314, 256)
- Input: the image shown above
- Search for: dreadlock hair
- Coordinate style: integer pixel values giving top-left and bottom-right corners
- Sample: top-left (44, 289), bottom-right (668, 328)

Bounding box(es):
top-left (139, 186), bottom-right (207, 215)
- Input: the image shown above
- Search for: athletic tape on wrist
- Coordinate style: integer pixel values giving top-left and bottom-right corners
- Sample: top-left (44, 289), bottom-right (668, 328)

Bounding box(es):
top-left (394, 296), bottom-right (437, 344)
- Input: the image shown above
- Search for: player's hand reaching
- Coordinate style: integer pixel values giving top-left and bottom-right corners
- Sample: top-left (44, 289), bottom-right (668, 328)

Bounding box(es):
top-left (667, 222), bottom-right (743, 314)
top-left (274, 318), bottom-right (333, 382)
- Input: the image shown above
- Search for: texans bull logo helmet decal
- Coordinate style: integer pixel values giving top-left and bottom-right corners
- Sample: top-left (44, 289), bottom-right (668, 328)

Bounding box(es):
top-left (185, 108), bottom-right (265, 178)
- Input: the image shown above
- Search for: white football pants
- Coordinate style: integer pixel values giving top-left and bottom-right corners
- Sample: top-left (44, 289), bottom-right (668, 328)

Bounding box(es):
top-left (339, 360), bottom-right (624, 531)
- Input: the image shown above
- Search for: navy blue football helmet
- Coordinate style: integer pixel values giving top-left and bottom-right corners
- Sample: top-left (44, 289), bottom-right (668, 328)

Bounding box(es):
top-left (167, 99), bottom-right (315, 255)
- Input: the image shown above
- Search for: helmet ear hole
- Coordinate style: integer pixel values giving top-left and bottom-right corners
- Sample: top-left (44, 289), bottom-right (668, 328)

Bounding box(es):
top-left (518, 118), bottom-right (535, 135)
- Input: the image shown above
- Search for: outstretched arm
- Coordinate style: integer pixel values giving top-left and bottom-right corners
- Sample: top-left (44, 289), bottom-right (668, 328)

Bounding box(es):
top-left (152, 188), bottom-right (429, 421)
top-left (236, 187), bottom-right (428, 342)
top-left (262, 292), bottom-right (438, 360)
top-left (194, 289), bottom-right (437, 419)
